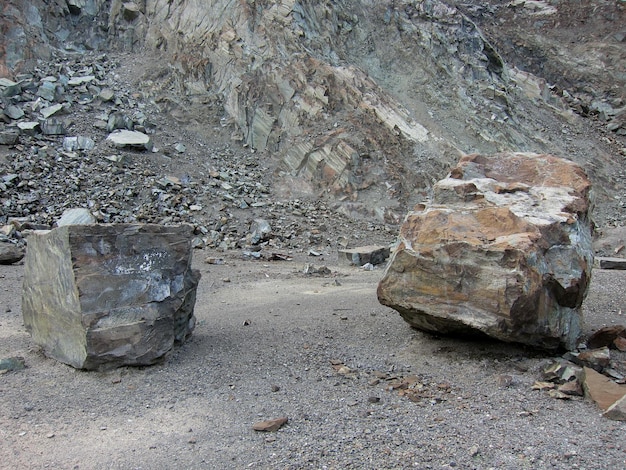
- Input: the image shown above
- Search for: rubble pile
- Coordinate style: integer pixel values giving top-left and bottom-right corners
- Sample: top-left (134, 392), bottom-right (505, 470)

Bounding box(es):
top-left (535, 326), bottom-right (626, 421)
top-left (0, 54), bottom-right (392, 260)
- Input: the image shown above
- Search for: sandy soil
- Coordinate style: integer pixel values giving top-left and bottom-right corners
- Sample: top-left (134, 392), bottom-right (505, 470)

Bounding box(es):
top-left (1, 249), bottom-right (625, 470)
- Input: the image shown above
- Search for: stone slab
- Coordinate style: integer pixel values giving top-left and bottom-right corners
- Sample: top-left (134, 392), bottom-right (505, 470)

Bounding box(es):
top-left (338, 245), bottom-right (390, 266)
top-left (596, 257), bottom-right (626, 270)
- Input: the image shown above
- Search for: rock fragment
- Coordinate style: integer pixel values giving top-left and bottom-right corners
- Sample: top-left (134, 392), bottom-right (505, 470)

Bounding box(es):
top-left (0, 242), bottom-right (24, 264)
top-left (581, 367), bottom-right (626, 411)
top-left (107, 129), bottom-right (153, 150)
top-left (596, 257), bottom-right (626, 270)
top-left (56, 208), bottom-right (96, 226)
top-left (338, 245), bottom-right (390, 266)
top-left (252, 417), bottom-right (288, 432)
top-left (603, 394), bottom-right (626, 421)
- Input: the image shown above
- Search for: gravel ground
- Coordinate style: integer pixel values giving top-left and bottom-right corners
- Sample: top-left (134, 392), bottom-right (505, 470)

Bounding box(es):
top-left (1, 249), bottom-right (625, 470)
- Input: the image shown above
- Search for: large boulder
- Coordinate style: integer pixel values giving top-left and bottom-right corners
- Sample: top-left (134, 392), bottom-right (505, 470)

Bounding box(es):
top-left (378, 152), bottom-right (593, 350)
top-left (22, 224), bottom-right (201, 370)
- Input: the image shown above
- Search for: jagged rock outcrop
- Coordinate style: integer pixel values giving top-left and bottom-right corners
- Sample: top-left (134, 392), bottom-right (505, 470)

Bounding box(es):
top-left (378, 152), bottom-right (594, 350)
top-left (22, 223), bottom-right (200, 370)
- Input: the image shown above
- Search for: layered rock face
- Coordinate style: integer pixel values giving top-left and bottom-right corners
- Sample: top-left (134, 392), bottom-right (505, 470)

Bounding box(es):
top-left (22, 223), bottom-right (200, 370)
top-left (1, 1), bottom-right (623, 224)
top-left (378, 152), bottom-right (593, 350)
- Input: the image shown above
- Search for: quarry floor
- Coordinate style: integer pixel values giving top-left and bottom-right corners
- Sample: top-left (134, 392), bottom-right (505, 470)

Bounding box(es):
top-left (1, 250), bottom-right (625, 470)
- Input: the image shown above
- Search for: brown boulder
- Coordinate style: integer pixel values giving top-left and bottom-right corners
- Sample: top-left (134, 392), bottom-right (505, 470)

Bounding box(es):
top-left (378, 152), bottom-right (593, 350)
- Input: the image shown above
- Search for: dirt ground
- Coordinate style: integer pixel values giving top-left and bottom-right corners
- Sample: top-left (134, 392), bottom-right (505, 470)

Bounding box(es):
top-left (1, 249), bottom-right (625, 470)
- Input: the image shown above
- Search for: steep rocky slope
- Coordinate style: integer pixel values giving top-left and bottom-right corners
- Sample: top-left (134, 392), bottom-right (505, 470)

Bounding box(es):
top-left (1, 0), bottom-right (625, 230)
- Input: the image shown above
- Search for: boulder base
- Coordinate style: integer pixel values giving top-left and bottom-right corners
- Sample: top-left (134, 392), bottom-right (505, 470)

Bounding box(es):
top-left (378, 152), bottom-right (593, 350)
top-left (22, 224), bottom-right (200, 370)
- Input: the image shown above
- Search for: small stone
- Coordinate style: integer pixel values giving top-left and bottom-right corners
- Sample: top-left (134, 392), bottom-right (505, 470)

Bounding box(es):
top-left (4, 105), bottom-right (24, 120)
top-left (367, 396), bottom-right (381, 403)
top-left (548, 389), bottom-right (571, 400)
top-left (41, 119), bottom-right (67, 135)
top-left (63, 136), bottom-right (95, 152)
top-left (57, 208), bottom-right (96, 226)
top-left (532, 381), bottom-right (556, 391)
top-left (37, 82), bottom-right (56, 101)
top-left (597, 257), bottom-right (626, 270)
top-left (107, 130), bottom-right (153, 150)
top-left (99, 88), bottom-right (115, 101)
top-left (587, 325), bottom-right (626, 349)
top-left (271, 384), bottom-right (280, 392)
top-left (603, 393), bottom-right (626, 421)
top-left (557, 379), bottom-right (583, 396)
top-left (469, 445), bottom-right (480, 457)
top-left (252, 417), bottom-right (288, 432)
top-left (68, 76), bottom-right (96, 86)
top-left (0, 130), bottom-right (19, 145)
top-left (496, 374), bottom-right (513, 388)
top-left (0, 243), bottom-right (24, 265)
top-left (578, 347), bottom-right (611, 370)
top-left (0, 78), bottom-right (21, 97)
top-left (174, 143), bottom-right (186, 153)
top-left (582, 367), bottom-right (626, 411)
top-left (336, 365), bottom-right (352, 375)
top-left (0, 356), bottom-right (26, 372)
top-left (17, 121), bottom-right (41, 136)
top-left (338, 245), bottom-right (390, 266)
top-left (40, 103), bottom-right (64, 119)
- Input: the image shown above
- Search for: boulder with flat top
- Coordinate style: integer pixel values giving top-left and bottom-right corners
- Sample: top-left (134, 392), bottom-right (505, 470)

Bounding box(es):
top-left (22, 224), bottom-right (200, 370)
top-left (378, 152), bottom-right (593, 350)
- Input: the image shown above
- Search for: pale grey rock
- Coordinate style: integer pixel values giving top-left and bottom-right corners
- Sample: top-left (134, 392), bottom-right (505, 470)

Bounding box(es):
top-left (17, 121), bottom-right (40, 135)
top-left (67, 75), bottom-right (95, 86)
top-left (56, 208), bottom-right (96, 226)
top-left (0, 242), bottom-right (24, 264)
top-left (62, 136), bottom-right (95, 152)
top-left (36, 82), bottom-right (56, 101)
top-left (106, 129), bottom-right (152, 150)
top-left (99, 88), bottom-right (115, 101)
top-left (0, 130), bottom-right (19, 145)
top-left (4, 105), bottom-right (24, 120)
top-left (22, 223), bottom-right (201, 370)
top-left (249, 218), bottom-right (271, 245)
top-left (40, 103), bottom-right (64, 119)
top-left (0, 78), bottom-right (21, 97)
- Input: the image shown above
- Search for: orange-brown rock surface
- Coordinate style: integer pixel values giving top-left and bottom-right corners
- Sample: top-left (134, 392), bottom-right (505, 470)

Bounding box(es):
top-left (378, 152), bottom-right (593, 350)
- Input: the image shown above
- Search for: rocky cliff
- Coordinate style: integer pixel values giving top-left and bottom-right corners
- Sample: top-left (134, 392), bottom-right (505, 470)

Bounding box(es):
top-left (1, 0), bottom-right (624, 225)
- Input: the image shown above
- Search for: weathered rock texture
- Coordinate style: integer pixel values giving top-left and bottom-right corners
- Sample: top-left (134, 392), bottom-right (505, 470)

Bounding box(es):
top-left (22, 223), bottom-right (200, 370)
top-left (378, 152), bottom-right (593, 350)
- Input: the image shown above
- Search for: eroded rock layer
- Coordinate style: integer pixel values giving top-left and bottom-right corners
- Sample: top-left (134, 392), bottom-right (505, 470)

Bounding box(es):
top-left (378, 152), bottom-right (593, 350)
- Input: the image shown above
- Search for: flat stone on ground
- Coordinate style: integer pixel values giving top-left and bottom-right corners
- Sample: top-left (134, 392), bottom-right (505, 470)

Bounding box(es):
top-left (338, 245), bottom-right (390, 266)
